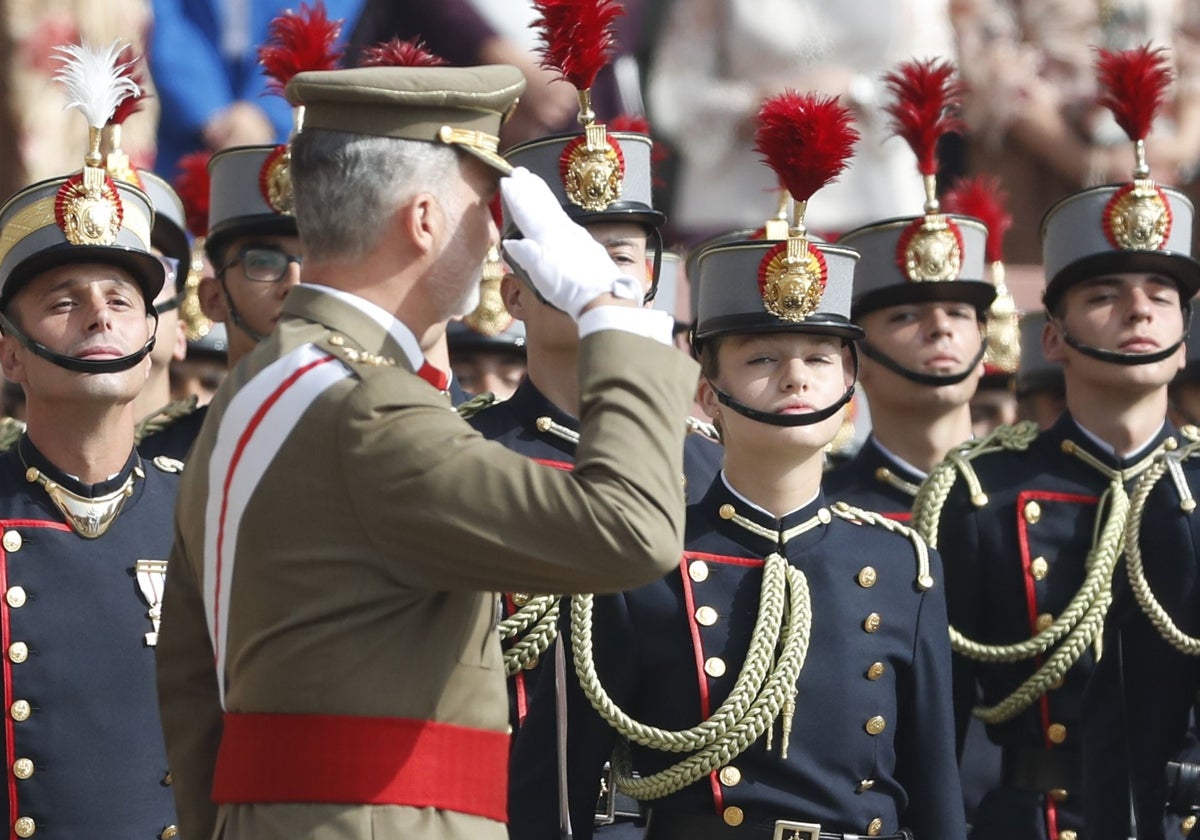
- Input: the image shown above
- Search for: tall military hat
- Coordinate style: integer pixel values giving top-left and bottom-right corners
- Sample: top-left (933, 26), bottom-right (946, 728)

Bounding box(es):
top-left (0, 41), bottom-right (164, 310)
top-left (1014, 310), bottom-right (1065, 398)
top-left (693, 91), bottom-right (861, 428)
top-left (501, 0), bottom-right (663, 233)
top-left (652, 250), bottom-right (685, 326)
top-left (838, 59), bottom-right (995, 319)
top-left (1041, 46), bottom-right (1200, 314)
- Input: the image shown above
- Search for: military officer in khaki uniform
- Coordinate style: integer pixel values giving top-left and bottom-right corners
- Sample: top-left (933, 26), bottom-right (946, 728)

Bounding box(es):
top-left (155, 63), bottom-right (699, 840)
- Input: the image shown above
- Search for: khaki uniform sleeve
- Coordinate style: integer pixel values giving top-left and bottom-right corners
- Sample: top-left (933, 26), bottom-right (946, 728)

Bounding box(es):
top-left (342, 330), bottom-right (699, 594)
top-left (156, 516), bottom-right (224, 840)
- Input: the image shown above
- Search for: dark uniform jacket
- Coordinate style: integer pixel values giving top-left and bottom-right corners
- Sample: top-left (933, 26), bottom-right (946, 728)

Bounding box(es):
top-left (139, 403), bottom-right (209, 462)
top-left (470, 377), bottom-right (722, 731)
top-left (0, 439), bottom-right (179, 840)
top-left (825, 435), bottom-right (924, 520)
top-left (1083, 436), bottom-right (1200, 840)
top-left (509, 475), bottom-right (964, 840)
top-left (929, 413), bottom-right (1176, 839)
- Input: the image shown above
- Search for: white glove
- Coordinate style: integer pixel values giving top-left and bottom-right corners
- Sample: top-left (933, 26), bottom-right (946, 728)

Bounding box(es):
top-left (500, 166), bottom-right (641, 320)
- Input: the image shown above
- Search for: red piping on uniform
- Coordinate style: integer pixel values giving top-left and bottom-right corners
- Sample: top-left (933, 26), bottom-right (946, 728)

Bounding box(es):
top-left (532, 458), bottom-right (574, 472)
top-left (214, 355), bottom-right (338, 669)
top-left (680, 551), bottom-right (766, 814)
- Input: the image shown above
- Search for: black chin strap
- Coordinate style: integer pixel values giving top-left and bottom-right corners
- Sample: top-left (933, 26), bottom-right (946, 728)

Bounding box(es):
top-left (220, 279), bottom-right (269, 343)
top-left (859, 338), bottom-right (988, 387)
top-left (1053, 304), bottom-right (1192, 367)
top-left (0, 312), bottom-right (157, 374)
top-left (711, 342), bottom-right (860, 428)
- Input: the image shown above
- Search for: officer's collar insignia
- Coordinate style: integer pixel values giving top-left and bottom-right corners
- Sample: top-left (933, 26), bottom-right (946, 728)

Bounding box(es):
top-left (758, 237), bottom-right (828, 322)
top-left (55, 170), bottom-right (125, 246)
top-left (258, 144), bottom-right (294, 215)
top-left (896, 214), bottom-right (964, 282)
top-left (1104, 181), bottom-right (1172, 251)
top-left (534, 0), bottom-right (625, 211)
top-left (882, 58), bottom-right (965, 283)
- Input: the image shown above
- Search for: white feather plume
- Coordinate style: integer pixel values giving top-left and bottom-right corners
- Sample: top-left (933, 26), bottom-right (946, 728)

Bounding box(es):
top-left (52, 40), bottom-right (140, 130)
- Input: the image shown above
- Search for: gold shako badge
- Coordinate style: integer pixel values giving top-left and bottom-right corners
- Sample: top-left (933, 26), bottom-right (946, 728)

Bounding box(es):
top-left (258, 144), bottom-right (294, 215)
top-left (758, 237), bottom-right (828, 322)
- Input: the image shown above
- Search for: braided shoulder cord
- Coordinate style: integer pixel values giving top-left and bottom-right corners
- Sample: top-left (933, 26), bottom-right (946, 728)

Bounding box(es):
top-left (455, 391), bottom-right (497, 420)
top-left (571, 555), bottom-right (812, 799)
top-left (831, 502), bottom-right (933, 590)
top-left (1124, 441), bottom-right (1200, 655)
top-left (134, 396), bottom-right (199, 443)
top-left (499, 595), bottom-right (561, 676)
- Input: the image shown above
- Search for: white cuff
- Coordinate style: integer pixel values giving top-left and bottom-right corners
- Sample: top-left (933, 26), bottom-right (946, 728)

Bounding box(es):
top-left (577, 306), bottom-right (674, 345)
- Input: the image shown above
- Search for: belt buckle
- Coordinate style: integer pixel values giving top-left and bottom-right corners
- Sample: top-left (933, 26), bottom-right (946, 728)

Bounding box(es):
top-left (773, 820), bottom-right (821, 840)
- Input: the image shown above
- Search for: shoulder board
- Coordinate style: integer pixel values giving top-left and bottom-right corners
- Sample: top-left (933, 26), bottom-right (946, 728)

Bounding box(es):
top-left (457, 391), bottom-right (497, 419)
top-left (315, 334), bottom-right (398, 369)
top-left (134, 396), bottom-right (199, 443)
top-left (831, 501), bottom-right (935, 591)
top-left (152, 455), bottom-right (185, 475)
top-left (0, 417), bottom-right (25, 453)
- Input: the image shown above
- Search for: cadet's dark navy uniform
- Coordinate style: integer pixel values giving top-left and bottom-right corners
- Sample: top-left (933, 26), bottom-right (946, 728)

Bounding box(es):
top-left (509, 475), bottom-right (963, 840)
top-left (824, 435), bottom-right (924, 520)
top-left (1083, 443), bottom-right (1200, 840)
top-left (138, 403), bottom-right (209, 462)
top-left (470, 377), bottom-right (722, 730)
top-left (931, 414), bottom-right (1176, 839)
top-left (0, 439), bottom-right (179, 839)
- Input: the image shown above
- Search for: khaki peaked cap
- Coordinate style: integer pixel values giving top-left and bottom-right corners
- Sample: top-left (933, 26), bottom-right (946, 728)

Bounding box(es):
top-left (286, 65), bottom-right (526, 174)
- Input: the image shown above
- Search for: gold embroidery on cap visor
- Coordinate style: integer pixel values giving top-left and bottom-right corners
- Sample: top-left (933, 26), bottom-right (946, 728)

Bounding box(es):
top-left (757, 239), bottom-right (828, 322)
top-left (558, 128), bottom-right (624, 212)
top-left (54, 170), bottom-right (125, 246)
top-left (1104, 181), bottom-right (1172, 252)
top-left (896, 215), bottom-right (964, 282)
top-left (258, 144), bottom-right (294, 215)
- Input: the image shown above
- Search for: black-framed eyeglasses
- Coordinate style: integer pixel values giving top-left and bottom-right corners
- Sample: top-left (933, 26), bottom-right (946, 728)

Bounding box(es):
top-left (219, 246), bottom-right (303, 283)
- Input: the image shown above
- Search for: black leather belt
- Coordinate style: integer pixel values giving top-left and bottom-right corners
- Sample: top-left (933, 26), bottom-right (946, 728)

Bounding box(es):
top-left (1000, 747), bottom-right (1081, 795)
top-left (644, 811), bottom-right (914, 840)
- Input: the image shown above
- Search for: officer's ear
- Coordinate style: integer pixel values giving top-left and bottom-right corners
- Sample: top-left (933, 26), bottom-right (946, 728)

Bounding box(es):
top-left (402, 193), bottom-right (444, 257)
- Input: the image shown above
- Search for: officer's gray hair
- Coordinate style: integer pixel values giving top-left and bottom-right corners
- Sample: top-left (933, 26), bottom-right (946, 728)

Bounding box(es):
top-left (291, 129), bottom-right (460, 260)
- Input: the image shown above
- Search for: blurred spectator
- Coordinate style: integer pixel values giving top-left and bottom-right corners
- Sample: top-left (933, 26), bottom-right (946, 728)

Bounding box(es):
top-left (147, 0), bottom-right (364, 178)
top-left (954, 0), bottom-right (1200, 262)
top-left (646, 0), bottom-right (956, 244)
top-left (0, 0), bottom-right (25, 198)
top-left (6, 0), bottom-right (156, 181)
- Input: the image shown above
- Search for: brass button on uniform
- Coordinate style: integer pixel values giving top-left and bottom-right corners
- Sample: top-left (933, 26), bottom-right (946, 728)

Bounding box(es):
top-left (857, 778), bottom-right (875, 793)
top-left (12, 758), bottom-right (32, 780)
top-left (1035, 613), bottom-right (1054, 633)
top-left (8, 642), bottom-right (27, 664)
top-left (10, 700), bottom-right (30, 722)
top-left (689, 560), bottom-right (710, 583)
top-left (1048, 788), bottom-right (1069, 802)
top-left (817, 508), bottom-right (831, 524)
top-left (1030, 557), bottom-right (1049, 581)
top-left (13, 816), bottom-right (34, 837)
top-left (865, 715), bottom-right (886, 735)
top-left (863, 613), bottom-right (881, 633)
top-left (722, 806), bottom-right (744, 827)
top-left (1060, 831), bottom-right (1078, 840)
top-left (163, 772), bottom-right (172, 785)
top-left (857, 566), bottom-right (877, 588)
top-left (866, 662), bottom-right (885, 680)
top-left (1048, 723), bottom-right (1067, 744)
top-left (719, 765), bottom-right (742, 786)
top-left (695, 606), bottom-right (718, 626)
top-left (3, 531), bottom-right (22, 552)
top-left (6, 586), bottom-right (26, 608)
top-left (511, 593), bottom-right (531, 607)
top-left (1024, 500), bottom-right (1042, 524)
top-left (867, 818), bottom-right (884, 836)
top-left (1182, 815), bottom-right (1197, 835)
top-left (704, 657), bottom-right (727, 678)
top-left (719, 504), bottom-right (736, 520)
top-left (161, 826), bottom-right (179, 840)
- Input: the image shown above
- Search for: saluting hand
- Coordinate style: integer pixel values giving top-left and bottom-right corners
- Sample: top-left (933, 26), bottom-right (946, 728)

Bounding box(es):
top-left (500, 167), bottom-right (641, 319)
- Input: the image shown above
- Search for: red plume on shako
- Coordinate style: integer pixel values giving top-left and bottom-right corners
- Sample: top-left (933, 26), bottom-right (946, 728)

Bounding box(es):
top-left (256, 1), bottom-right (344, 214)
top-left (752, 92), bottom-right (859, 322)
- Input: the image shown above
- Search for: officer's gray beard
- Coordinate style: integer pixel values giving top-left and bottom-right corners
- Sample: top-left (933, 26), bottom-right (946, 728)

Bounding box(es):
top-left (453, 268), bottom-right (483, 318)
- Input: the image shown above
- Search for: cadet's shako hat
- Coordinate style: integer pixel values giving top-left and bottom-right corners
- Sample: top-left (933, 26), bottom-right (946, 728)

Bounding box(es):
top-left (1015, 310), bottom-right (1065, 398)
top-left (286, 64), bottom-right (525, 175)
top-left (451, 244), bottom-right (527, 354)
top-left (138, 172), bottom-right (190, 278)
top-left (694, 92), bottom-right (862, 344)
top-left (447, 319), bottom-right (527, 355)
top-left (187, 321), bottom-right (229, 361)
top-left (1042, 46), bottom-right (1200, 313)
top-left (0, 41), bottom-right (163, 309)
top-left (840, 59), bottom-right (995, 319)
top-left (204, 145), bottom-right (300, 265)
top-left (653, 251), bottom-right (683, 322)
top-left (502, 0), bottom-right (661, 235)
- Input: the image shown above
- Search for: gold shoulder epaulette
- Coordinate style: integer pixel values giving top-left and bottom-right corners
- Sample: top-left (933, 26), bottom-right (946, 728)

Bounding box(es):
top-left (831, 501), bottom-right (934, 591)
top-left (457, 391), bottom-right (497, 419)
top-left (134, 396), bottom-right (199, 443)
